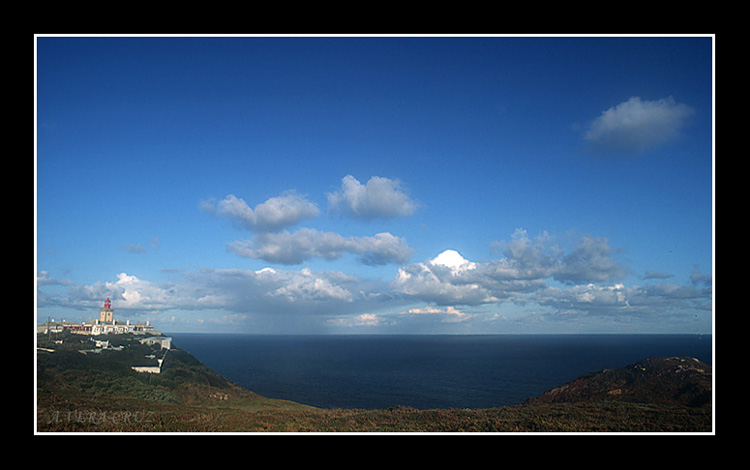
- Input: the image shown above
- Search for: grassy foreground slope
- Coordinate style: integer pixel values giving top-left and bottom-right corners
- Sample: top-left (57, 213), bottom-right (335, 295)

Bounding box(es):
top-left (36, 333), bottom-right (712, 432)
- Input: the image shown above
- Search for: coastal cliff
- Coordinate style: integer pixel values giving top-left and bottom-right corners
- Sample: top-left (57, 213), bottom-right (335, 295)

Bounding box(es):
top-left (525, 356), bottom-right (712, 408)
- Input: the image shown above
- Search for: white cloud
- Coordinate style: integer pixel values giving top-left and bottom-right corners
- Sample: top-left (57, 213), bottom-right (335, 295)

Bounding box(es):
top-left (202, 191), bottom-right (320, 232)
top-left (37, 271), bottom-right (73, 287)
top-left (62, 272), bottom-right (176, 313)
top-left (37, 250), bottom-right (711, 331)
top-left (553, 235), bottom-right (631, 284)
top-left (394, 250), bottom-right (502, 306)
top-left (393, 231), bottom-right (629, 306)
top-left (44, 267), bottom-right (372, 318)
top-left (404, 306), bottom-right (474, 323)
top-left (270, 267), bottom-right (354, 302)
top-left (203, 182), bottom-right (416, 267)
top-left (37, 227), bottom-right (709, 332)
top-left (533, 281), bottom-right (712, 317)
top-left (328, 306), bottom-right (475, 330)
top-left (584, 96), bottom-right (694, 155)
top-left (228, 228), bottom-right (413, 265)
top-left (430, 249), bottom-right (477, 272)
top-left (327, 175), bottom-right (419, 220)
top-left (184, 267), bottom-right (362, 311)
top-left (327, 313), bottom-right (388, 328)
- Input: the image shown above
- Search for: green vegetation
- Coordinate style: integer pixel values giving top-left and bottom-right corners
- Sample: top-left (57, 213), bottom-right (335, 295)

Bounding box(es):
top-left (36, 333), bottom-right (712, 433)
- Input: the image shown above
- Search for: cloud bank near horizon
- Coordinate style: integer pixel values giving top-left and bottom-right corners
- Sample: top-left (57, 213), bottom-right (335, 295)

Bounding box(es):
top-left (37, 229), bottom-right (711, 332)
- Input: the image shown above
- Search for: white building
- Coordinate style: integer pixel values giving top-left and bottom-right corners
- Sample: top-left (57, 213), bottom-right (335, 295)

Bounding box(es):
top-left (140, 336), bottom-right (171, 349)
top-left (37, 298), bottom-right (161, 336)
top-left (85, 318), bottom-right (160, 336)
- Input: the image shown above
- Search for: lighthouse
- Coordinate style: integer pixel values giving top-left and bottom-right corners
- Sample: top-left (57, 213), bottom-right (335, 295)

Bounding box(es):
top-left (99, 297), bottom-right (114, 323)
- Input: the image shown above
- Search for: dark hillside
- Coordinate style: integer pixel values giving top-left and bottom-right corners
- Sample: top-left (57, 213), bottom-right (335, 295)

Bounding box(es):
top-left (525, 357), bottom-right (712, 408)
top-left (36, 332), bottom-right (263, 409)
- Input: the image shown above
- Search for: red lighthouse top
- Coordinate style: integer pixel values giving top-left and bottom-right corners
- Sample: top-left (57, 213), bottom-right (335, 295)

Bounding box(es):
top-left (104, 298), bottom-right (111, 309)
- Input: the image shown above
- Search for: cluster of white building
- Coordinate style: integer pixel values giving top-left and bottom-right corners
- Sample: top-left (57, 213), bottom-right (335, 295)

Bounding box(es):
top-left (37, 298), bottom-right (163, 338)
top-left (38, 299), bottom-right (172, 373)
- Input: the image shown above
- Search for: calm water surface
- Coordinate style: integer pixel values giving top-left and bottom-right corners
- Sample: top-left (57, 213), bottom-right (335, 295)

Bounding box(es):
top-left (168, 334), bottom-right (712, 410)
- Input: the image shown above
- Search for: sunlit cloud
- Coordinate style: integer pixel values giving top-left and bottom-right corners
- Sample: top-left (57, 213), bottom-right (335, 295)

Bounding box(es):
top-left (327, 313), bottom-right (390, 328)
top-left (393, 230), bottom-right (630, 306)
top-left (403, 306), bottom-right (474, 323)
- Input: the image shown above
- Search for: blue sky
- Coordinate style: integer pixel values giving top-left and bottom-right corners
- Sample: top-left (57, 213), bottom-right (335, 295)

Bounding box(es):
top-left (35, 35), bottom-right (713, 334)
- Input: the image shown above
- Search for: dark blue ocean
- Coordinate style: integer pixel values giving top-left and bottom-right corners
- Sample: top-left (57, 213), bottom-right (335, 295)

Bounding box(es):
top-left (167, 334), bottom-right (712, 410)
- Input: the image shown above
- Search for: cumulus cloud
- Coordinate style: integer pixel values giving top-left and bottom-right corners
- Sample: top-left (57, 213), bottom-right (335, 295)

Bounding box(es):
top-left (182, 267), bottom-right (369, 316)
top-left (393, 230), bottom-right (629, 306)
top-left (327, 175), bottom-right (419, 220)
top-left (392, 237), bottom-right (711, 324)
top-left (394, 250), bottom-right (501, 306)
top-left (227, 228), bottom-right (413, 265)
top-left (37, 247), bottom-right (711, 331)
top-left (202, 181), bottom-right (417, 267)
top-left (584, 96), bottom-right (694, 155)
top-left (534, 281), bottom-right (712, 317)
top-left (202, 191), bottom-right (320, 232)
top-left (40, 267), bottom-right (374, 319)
top-left (263, 267), bottom-right (355, 303)
top-left (57, 272), bottom-right (177, 314)
top-left (553, 235), bottom-right (631, 284)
